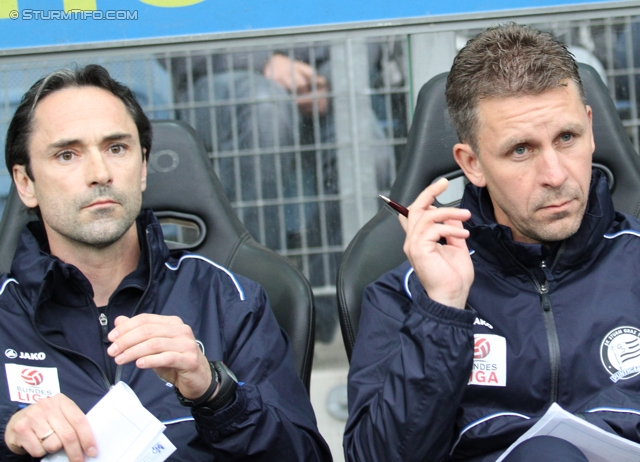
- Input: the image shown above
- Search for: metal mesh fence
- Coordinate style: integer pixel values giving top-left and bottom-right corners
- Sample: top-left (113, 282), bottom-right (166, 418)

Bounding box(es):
top-left (1, 9), bottom-right (640, 340)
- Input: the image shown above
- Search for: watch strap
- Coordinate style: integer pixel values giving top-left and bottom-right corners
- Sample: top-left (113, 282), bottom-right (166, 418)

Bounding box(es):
top-left (175, 360), bottom-right (219, 408)
top-left (199, 361), bottom-right (238, 412)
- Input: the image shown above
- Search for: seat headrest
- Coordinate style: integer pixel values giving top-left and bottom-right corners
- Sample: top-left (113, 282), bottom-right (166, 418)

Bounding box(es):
top-left (144, 120), bottom-right (252, 267)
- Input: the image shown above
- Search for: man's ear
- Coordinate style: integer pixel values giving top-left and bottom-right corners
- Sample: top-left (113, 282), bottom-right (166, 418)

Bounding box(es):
top-left (12, 165), bottom-right (38, 208)
top-left (586, 104), bottom-right (595, 154)
top-left (140, 150), bottom-right (148, 192)
top-left (453, 143), bottom-right (486, 187)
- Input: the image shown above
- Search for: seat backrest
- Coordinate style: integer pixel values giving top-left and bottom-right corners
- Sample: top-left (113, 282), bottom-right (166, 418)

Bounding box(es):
top-left (0, 120), bottom-right (316, 391)
top-left (337, 63), bottom-right (640, 361)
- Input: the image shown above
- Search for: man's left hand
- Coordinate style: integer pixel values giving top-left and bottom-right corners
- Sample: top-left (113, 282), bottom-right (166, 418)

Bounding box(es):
top-left (107, 314), bottom-right (213, 400)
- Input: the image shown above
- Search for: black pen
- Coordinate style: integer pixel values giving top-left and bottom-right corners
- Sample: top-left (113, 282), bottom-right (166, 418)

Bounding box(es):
top-left (379, 195), bottom-right (409, 217)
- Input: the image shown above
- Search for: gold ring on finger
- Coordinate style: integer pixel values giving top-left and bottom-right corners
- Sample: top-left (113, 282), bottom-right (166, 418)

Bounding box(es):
top-left (39, 429), bottom-right (55, 442)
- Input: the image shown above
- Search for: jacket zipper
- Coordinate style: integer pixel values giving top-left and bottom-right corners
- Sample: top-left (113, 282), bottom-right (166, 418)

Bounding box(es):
top-left (113, 228), bottom-right (154, 384)
top-left (500, 241), bottom-right (565, 405)
top-left (27, 225), bottom-right (157, 392)
top-left (98, 310), bottom-right (114, 385)
top-left (539, 279), bottom-right (560, 404)
top-left (106, 228), bottom-right (155, 385)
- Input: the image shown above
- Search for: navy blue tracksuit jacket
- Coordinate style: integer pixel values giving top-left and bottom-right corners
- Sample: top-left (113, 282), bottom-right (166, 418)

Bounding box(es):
top-left (0, 210), bottom-right (330, 461)
top-left (346, 170), bottom-right (640, 461)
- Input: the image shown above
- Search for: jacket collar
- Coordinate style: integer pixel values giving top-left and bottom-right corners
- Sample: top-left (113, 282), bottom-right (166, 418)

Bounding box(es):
top-left (461, 169), bottom-right (614, 273)
top-left (10, 209), bottom-right (169, 312)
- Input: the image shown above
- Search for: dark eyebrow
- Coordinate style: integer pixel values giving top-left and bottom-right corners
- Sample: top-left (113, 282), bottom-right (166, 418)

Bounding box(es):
top-left (103, 133), bottom-right (134, 143)
top-left (49, 138), bottom-right (81, 149)
top-left (48, 133), bottom-right (134, 150)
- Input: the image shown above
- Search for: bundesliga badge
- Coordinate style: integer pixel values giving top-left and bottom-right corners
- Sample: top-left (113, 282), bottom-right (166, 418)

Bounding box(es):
top-left (600, 326), bottom-right (640, 383)
top-left (468, 334), bottom-right (507, 387)
top-left (4, 364), bottom-right (61, 404)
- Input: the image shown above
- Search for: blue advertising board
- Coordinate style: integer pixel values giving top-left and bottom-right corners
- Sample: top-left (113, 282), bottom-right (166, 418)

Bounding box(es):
top-left (0, 0), bottom-right (626, 51)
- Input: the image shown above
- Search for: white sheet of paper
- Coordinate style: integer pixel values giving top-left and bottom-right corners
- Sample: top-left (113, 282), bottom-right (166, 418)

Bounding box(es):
top-left (496, 402), bottom-right (640, 462)
top-left (44, 382), bottom-right (175, 462)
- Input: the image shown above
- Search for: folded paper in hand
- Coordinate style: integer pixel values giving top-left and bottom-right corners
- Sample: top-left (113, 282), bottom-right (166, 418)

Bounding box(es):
top-left (44, 381), bottom-right (176, 462)
top-left (496, 402), bottom-right (640, 462)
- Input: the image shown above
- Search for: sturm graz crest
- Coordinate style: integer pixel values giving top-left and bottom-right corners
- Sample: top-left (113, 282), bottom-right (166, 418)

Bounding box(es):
top-left (600, 326), bottom-right (640, 383)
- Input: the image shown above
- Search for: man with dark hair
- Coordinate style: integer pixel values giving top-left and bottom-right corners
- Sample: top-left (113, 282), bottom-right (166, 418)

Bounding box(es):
top-left (6, 65), bottom-right (153, 181)
top-left (345, 23), bottom-right (640, 461)
top-left (0, 65), bottom-right (330, 461)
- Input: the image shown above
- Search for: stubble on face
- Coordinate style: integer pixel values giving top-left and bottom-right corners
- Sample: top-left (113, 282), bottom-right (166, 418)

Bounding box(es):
top-left (40, 184), bottom-right (142, 249)
top-left (494, 180), bottom-right (587, 244)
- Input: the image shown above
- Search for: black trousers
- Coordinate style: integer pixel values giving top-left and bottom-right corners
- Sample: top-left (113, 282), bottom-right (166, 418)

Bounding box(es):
top-left (503, 436), bottom-right (588, 461)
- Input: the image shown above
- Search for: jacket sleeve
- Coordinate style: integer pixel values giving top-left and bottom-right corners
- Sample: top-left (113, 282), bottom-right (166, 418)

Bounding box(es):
top-left (343, 266), bottom-right (476, 462)
top-left (191, 277), bottom-right (332, 461)
top-left (0, 404), bottom-right (36, 461)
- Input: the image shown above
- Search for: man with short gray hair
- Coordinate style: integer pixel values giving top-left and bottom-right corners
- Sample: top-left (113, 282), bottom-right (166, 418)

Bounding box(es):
top-left (345, 23), bottom-right (640, 461)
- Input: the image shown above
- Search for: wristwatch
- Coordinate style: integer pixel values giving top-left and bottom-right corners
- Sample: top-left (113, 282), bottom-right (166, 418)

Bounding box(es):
top-left (175, 360), bottom-right (238, 414)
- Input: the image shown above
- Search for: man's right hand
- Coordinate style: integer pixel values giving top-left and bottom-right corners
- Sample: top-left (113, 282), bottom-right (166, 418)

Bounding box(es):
top-left (4, 393), bottom-right (97, 461)
top-left (399, 178), bottom-right (474, 309)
